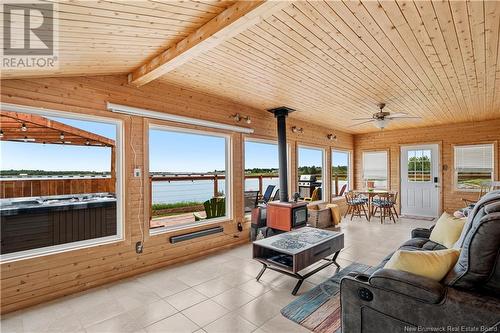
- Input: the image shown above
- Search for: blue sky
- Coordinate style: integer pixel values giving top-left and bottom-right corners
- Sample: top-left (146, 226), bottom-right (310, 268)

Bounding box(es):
top-left (0, 113), bottom-right (348, 173)
top-left (0, 116), bottom-right (115, 172)
top-left (332, 151), bottom-right (349, 167)
top-left (298, 147), bottom-right (323, 168)
top-left (245, 141), bottom-right (278, 169)
top-left (149, 129), bottom-right (227, 173)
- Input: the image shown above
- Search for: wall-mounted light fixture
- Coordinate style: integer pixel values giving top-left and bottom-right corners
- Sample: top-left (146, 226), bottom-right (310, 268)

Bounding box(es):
top-left (60, 132), bottom-right (65, 140)
top-left (21, 123), bottom-right (27, 131)
top-left (230, 113), bottom-right (251, 124)
top-left (0, 130), bottom-right (3, 138)
top-left (327, 134), bottom-right (337, 141)
top-left (291, 126), bottom-right (304, 134)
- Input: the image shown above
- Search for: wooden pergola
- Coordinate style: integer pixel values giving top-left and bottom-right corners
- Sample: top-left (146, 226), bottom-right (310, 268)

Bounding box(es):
top-left (0, 111), bottom-right (116, 177)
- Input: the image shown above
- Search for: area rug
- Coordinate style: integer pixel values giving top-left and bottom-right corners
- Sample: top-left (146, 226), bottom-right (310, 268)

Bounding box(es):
top-left (281, 262), bottom-right (372, 333)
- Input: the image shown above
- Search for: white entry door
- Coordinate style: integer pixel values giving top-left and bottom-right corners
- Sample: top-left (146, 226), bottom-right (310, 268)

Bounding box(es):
top-left (400, 144), bottom-right (440, 217)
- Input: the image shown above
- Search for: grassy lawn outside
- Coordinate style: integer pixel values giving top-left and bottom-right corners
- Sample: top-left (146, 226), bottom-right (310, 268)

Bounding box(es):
top-left (457, 178), bottom-right (492, 190)
top-left (152, 201), bottom-right (204, 217)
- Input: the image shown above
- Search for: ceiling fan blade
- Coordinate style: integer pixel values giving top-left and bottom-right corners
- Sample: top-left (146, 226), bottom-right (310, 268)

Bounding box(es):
top-left (348, 119), bottom-right (375, 128)
top-left (386, 112), bottom-right (408, 118)
top-left (388, 116), bottom-right (422, 120)
top-left (351, 117), bottom-right (374, 121)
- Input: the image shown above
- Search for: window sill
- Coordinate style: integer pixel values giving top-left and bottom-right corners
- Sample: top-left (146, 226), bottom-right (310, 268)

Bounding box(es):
top-left (149, 216), bottom-right (231, 236)
top-left (0, 235), bottom-right (124, 263)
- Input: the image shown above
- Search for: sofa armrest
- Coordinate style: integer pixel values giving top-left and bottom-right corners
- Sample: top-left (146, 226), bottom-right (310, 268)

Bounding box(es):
top-left (411, 225), bottom-right (434, 239)
top-left (368, 268), bottom-right (445, 304)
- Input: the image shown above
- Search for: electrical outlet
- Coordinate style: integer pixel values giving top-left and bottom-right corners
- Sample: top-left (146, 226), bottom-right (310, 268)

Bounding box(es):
top-left (133, 168), bottom-right (141, 177)
top-left (135, 241), bottom-right (143, 254)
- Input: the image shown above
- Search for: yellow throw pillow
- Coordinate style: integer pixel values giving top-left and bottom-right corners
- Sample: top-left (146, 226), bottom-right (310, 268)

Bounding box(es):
top-left (326, 203), bottom-right (341, 225)
top-left (429, 212), bottom-right (466, 248)
top-left (384, 249), bottom-right (460, 281)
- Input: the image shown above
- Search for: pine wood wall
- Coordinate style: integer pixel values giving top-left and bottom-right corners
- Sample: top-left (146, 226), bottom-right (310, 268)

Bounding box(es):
top-left (353, 120), bottom-right (500, 214)
top-left (0, 75), bottom-right (353, 314)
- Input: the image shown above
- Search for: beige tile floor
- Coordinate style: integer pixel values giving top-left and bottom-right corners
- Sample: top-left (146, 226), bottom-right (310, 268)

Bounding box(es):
top-left (1, 216), bottom-right (434, 333)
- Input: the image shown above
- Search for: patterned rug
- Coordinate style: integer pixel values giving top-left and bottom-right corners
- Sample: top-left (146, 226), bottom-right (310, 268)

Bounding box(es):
top-left (281, 263), bottom-right (372, 333)
top-left (400, 215), bottom-right (436, 221)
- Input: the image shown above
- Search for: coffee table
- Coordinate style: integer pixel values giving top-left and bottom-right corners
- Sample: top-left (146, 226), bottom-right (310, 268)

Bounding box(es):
top-left (252, 227), bottom-right (344, 295)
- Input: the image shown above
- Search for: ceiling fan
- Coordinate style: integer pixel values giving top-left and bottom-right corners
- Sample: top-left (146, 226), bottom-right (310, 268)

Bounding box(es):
top-left (350, 103), bottom-right (421, 129)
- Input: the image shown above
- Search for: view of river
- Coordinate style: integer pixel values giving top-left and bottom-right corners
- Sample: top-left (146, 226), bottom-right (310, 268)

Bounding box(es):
top-left (152, 178), bottom-right (348, 204)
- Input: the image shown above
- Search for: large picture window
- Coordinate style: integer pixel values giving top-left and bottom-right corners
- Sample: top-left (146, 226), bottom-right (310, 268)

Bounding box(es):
top-left (244, 140), bottom-right (279, 213)
top-left (149, 126), bottom-right (230, 231)
top-left (454, 144), bottom-right (494, 191)
top-left (297, 146), bottom-right (325, 202)
top-left (362, 151), bottom-right (388, 189)
top-left (332, 150), bottom-right (350, 197)
top-left (0, 109), bottom-right (122, 260)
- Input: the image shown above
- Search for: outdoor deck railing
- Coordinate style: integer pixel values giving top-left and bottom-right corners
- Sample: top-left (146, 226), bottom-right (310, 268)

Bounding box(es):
top-left (0, 177), bottom-right (114, 199)
top-left (149, 174), bottom-right (279, 199)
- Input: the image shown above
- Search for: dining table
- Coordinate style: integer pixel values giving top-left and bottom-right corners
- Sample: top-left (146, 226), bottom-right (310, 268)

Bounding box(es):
top-left (352, 189), bottom-right (389, 220)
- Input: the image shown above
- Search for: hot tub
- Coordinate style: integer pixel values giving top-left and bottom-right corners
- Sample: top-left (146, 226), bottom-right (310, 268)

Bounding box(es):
top-left (0, 193), bottom-right (117, 255)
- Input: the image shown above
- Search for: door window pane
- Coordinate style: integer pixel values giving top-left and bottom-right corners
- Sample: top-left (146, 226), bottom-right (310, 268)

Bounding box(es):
top-left (407, 149), bottom-right (431, 182)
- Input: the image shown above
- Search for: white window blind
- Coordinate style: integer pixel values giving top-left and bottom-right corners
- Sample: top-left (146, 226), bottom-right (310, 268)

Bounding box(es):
top-left (455, 144), bottom-right (494, 171)
top-left (363, 151), bottom-right (388, 180)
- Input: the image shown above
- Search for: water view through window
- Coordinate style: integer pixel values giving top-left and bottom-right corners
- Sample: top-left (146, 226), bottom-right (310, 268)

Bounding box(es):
top-left (244, 140), bottom-right (280, 212)
top-left (148, 127), bottom-right (229, 230)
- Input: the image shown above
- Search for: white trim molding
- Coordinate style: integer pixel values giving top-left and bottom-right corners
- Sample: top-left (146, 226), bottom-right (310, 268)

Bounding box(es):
top-left (107, 102), bottom-right (254, 134)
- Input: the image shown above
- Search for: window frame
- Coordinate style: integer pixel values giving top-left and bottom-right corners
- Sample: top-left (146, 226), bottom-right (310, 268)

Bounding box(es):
top-left (331, 149), bottom-right (351, 197)
top-left (0, 106), bottom-right (124, 263)
top-left (297, 144), bottom-right (327, 203)
top-left (362, 150), bottom-right (389, 190)
top-left (243, 137), bottom-right (291, 212)
top-left (453, 143), bottom-right (495, 192)
top-left (148, 123), bottom-right (232, 235)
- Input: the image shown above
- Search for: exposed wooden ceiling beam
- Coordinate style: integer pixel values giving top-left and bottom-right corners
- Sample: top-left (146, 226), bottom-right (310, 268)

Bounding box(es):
top-left (128, 0), bottom-right (289, 86)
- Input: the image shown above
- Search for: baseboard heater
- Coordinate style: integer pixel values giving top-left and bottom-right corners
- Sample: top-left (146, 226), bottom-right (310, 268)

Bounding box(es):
top-left (169, 226), bottom-right (224, 244)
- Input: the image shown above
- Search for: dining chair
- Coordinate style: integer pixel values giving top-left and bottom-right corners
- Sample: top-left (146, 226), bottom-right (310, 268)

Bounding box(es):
top-left (344, 191), bottom-right (368, 221)
top-left (371, 192), bottom-right (397, 224)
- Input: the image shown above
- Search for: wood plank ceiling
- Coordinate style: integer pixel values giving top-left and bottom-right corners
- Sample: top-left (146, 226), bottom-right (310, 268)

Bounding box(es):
top-left (1, 0), bottom-right (236, 77)
top-left (2, 1), bottom-right (500, 133)
top-left (159, 0), bottom-right (500, 133)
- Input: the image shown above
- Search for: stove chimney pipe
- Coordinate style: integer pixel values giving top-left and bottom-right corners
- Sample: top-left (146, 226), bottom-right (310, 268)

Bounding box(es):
top-left (267, 107), bottom-right (295, 203)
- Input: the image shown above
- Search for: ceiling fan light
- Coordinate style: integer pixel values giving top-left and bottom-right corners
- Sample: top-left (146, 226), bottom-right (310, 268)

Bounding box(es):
top-left (374, 119), bottom-right (390, 129)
